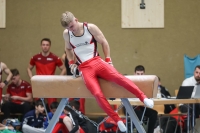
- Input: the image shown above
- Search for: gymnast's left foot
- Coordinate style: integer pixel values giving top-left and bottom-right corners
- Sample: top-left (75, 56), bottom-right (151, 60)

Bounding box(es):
top-left (143, 98), bottom-right (154, 108)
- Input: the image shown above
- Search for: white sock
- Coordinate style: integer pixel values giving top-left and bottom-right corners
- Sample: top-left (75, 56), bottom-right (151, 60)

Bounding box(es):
top-left (143, 98), bottom-right (154, 108)
top-left (117, 121), bottom-right (127, 132)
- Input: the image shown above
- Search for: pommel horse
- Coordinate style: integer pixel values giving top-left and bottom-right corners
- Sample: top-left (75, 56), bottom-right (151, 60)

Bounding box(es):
top-left (31, 75), bottom-right (158, 133)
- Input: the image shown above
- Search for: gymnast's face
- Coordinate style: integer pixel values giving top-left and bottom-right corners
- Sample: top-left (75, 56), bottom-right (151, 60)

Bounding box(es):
top-left (41, 40), bottom-right (51, 53)
top-left (194, 67), bottom-right (200, 82)
top-left (66, 18), bottom-right (78, 32)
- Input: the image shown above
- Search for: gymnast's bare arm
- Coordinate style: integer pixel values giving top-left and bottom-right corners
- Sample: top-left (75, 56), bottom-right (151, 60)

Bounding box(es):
top-left (0, 62), bottom-right (12, 88)
top-left (88, 23), bottom-right (111, 59)
top-left (63, 29), bottom-right (75, 62)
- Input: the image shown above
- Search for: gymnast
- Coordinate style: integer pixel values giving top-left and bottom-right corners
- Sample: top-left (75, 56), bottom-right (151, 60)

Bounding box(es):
top-left (60, 11), bottom-right (154, 132)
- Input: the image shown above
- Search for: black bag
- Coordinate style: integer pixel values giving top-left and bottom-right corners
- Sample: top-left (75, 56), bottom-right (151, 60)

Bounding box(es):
top-left (160, 85), bottom-right (176, 114)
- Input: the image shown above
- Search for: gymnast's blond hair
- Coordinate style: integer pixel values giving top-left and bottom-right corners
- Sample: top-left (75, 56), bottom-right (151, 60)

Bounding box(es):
top-left (60, 11), bottom-right (75, 27)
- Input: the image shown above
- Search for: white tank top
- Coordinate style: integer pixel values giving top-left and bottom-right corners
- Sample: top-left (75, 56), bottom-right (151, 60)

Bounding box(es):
top-left (68, 22), bottom-right (98, 64)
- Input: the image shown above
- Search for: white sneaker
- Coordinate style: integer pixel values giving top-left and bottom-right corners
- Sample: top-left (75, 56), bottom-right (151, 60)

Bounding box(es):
top-left (117, 121), bottom-right (127, 132)
top-left (154, 126), bottom-right (163, 133)
top-left (144, 98), bottom-right (154, 108)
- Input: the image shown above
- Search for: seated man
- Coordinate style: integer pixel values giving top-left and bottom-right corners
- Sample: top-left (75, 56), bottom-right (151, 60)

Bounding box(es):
top-left (1, 68), bottom-right (33, 119)
top-left (62, 100), bottom-right (88, 133)
top-left (182, 65), bottom-right (200, 118)
top-left (158, 65), bottom-right (200, 133)
top-left (44, 101), bottom-right (68, 133)
top-left (182, 65), bottom-right (200, 86)
top-left (181, 65), bottom-right (200, 130)
top-left (49, 100), bottom-right (88, 133)
top-left (44, 101), bottom-right (59, 129)
top-left (69, 98), bottom-right (85, 115)
top-left (22, 99), bottom-right (45, 133)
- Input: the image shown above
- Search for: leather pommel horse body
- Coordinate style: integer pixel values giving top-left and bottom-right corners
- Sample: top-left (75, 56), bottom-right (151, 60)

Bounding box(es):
top-left (31, 75), bottom-right (158, 133)
top-left (31, 75), bottom-right (158, 98)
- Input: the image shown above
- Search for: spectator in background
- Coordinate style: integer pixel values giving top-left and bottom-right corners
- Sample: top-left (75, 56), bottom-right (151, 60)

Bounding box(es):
top-left (27, 38), bottom-right (66, 110)
top-left (44, 101), bottom-right (59, 129)
top-left (1, 68), bottom-right (32, 119)
top-left (22, 100), bottom-right (45, 133)
top-left (62, 100), bottom-right (88, 133)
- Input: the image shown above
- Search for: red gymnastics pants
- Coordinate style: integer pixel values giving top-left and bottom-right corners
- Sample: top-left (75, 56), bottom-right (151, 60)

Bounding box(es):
top-left (78, 56), bottom-right (147, 123)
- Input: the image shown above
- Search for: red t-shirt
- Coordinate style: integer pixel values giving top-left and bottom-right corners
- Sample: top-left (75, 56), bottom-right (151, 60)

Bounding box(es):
top-left (30, 52), bottom-right (63, 75)
top-left (7, 80), bottom-right (32, 104)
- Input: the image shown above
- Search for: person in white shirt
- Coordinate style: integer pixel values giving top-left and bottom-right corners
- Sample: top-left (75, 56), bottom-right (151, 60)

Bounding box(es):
top-left (182, 65), bottom-right (200, 98)
top-left (182, 65), bottom-right (200, 119)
